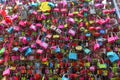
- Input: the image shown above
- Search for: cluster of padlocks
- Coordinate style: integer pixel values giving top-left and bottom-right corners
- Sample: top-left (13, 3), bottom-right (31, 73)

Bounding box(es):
top-left (0, 0), bottom-right (120, 80)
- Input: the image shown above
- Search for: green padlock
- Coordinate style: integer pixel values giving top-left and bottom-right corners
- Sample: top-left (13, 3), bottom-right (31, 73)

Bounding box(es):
top-left (0, 48), bottom-right (5, 56)
top-left (85, 0), bottom-right (92, 2)
top-left (78, 19), bottom-right (83, 23)
top-left (49, 69), bottom-right (53, 74)
top-left (47, 19), bottom-right (50, 23)
top-left (111, 77), bottom-right (117, 80)
top-left (70, 36), bottom-right (73, 40)
top-left (113, 63), bottom-right (117, 67)
top-left (44, 12), bottom-right (50, 16)
top-left (98, 64), bottom-right (107, 69)
top-left (61, 49), bottom-right (65, 53)
top-left (116, 39), bottom-right (120, 45)
top-left (32, 32), bottom-right (37, 36)
top-left (55, 63), bottom-right (58, 68)
top-left (21, 77), bottom-right (26, 80)
top-left (118, 48), bottom-right (120, 52)
top-left (84, 62), bottom-right (90, 67)
top-left (49, 77), bottom-right (54, 80)
top-left (58, 77), bottom-right (62, 80)
top-left (112, 67), bottom-right (117, 73)
top-left (74, 18), bottom-right (78, 22)
top-left (22, 32), bottom-right (25, 36)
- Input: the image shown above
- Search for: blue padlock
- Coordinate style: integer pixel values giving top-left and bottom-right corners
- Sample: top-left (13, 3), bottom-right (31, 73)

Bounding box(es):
top-left (0, 0), bottom-right (5, 4)
top-left (98, 41), bottom-right (103, 46)
top-left (69, 52), bottom-right (77, 60)
top-left (83, 2), bottom-right (89, 7)
top-left (12, 47), bottom-right (19, 52)
top-left (100, 30), bottom-right (105, 35)
top-left (62, 74), bottom-right (69, 80)
top-left (35, 63), bottom-right (40, 69)
top-left (25, 48), bottom-right (32, 56)
top-left (0, 37), bottom-right (3, 41)
top-left (26, 37), bottom-right (31, 42)
top-left (7, 27), bottom-right (13, 34)
top-left (107, 51), bottom-right (119, 63)
top-left (30, 2), bottom-right (39, 8)
top-left (48, 2), bottom-right (55, 8)
top-left (49, 62), bottom-right (53, 68)
top-left (55, 46), bottom-right (60, 53)
top-left (85, 33), bottom-right (91, 37)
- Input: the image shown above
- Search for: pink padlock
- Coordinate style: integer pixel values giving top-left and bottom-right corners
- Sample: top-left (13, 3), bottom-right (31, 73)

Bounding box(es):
top-left (42, 58), bottom-right (48, 62)
top-left (21, 37), bottom-right (27, 44)
top-left (21, 46), bottom-right (29, 52)
top-left (77, 13), bottom-right (83, 18)
top-left (12, 15), bottom-right (18, 20)
top-left (83, 8), bottom-right (88, 12)
top-left (46, 34), bottom-right (52, 39)
top-left (32, 11), bottom-right (37, 15)
top-left (61, 8), bottom-right (67, 13)
top-left (113, 32), bottom-right (119, 41)
top-left (31, 44), bottom-right (36, 49)
top-left (30, 24), bottom-right (36, 31)
top-left (107, 33), bottom-right (115, 43)
top-left (58, 24), bottom-right (64, 29)
top-left (68, 13), bottom-right (74, 17)
top-left (99, 19), bottom-right (106, 25)
top-left (105, 24), bottom-right (111, 28)
top-left (68, 18), bottom-right (75, 24)
top-left (41, 14), bottom-right (46, 20)
top-left (11, 56), bottom-right (17, 61)
top-left (78, 22), bottom-right (83, 27)
top-left (114, 47), bottom-right (118, 52)
top-left (95, 26), bottom-right (101, 31)
top-left (94, 3), bottom-right (104, 8)
top-left (42, 27), bottom-right (47, 32)
top-left (36, 39), bottom-right (48, 49)
top-left (19, 21), bottom-right (26, 27)
top-left (68, 28), bottom-right (76, 36)
top-left (109, 8), bottom-right (115, 14)
top-left (36, 49), bottom-right (43, 54)
top-left (35, 23), bottom-right (42, 28)
top-left (64, 37), bottom-right (69, 41)
top-left (13, 26), bottom-right (20, 32)
top-left (53, 8), bottom-right (59, 12)
top-left (90, 66), bottom-right (95, 72)
top-left (3, 68), bottom-right (10, 76)
top-left (40, 41), bottom-right (48, 49)
top-left (105, 17), bottom-right (110, 23)
top-left (94, 41), bottom-right (100, 51)
top-left (36, 39), bottom-right (41, 45)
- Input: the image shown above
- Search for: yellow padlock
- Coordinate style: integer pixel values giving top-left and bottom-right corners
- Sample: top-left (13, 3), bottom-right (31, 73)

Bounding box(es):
top-left (64, 24), bottom-right (67, 28)
top-left (10, 66), bottom-right (16, 71)
top-left (89, 20), bottom-right (94, 24)
top-left (39, 2), bottom-right (51, 12)
top-left (53, 35), bottom-right (60, 39)
top-left (84, 29), bottom-right (88, 33)
top-left (85, 21), bottom-right (89, 27)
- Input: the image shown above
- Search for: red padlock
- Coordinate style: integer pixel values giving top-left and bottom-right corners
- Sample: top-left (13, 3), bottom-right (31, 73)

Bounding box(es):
top-left (0, 59), bottom-right (4, 65)
top-left (93, 32), bottom-right (100, 37)
top-left (106, 47), bottom-right (111, 52)
top-left (89, 26), bottom-right (95, 31)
